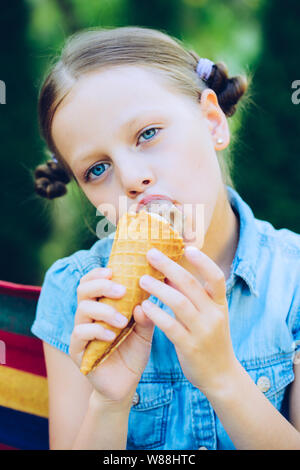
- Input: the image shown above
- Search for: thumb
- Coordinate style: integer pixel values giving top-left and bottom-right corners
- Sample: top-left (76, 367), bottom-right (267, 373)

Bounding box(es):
top-left (133, 305), bottom-right (155, 341)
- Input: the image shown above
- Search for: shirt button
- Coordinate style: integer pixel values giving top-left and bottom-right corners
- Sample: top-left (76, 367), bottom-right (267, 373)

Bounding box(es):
top-left (256, 375), bottom-right (271, 393)
top-left (198, 446), bottom-right (207, 450)
top-left (132, 392), bottom-right (140, 406)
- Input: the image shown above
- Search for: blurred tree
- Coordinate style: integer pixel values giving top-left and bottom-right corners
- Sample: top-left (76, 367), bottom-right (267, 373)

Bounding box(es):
top-left (0, 2), bottom-right (52, 284)
top-left (54, 0), bottom-right (79, 33)
top-left (126, 0), bottom-right (183, 36)
top-left (235, 0), bottom-right (300, 232)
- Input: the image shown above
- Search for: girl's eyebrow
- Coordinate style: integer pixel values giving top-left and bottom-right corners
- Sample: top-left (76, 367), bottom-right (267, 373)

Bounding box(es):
top-left (115, 108), bottom-right (165, 134)
top-left (72, 110), bottom-right (165, 166)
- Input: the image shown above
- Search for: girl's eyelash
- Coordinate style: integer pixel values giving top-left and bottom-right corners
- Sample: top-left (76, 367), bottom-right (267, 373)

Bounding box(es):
top-left (84, 126), bottom-right (161, 182)
top-left (137, 126), bottom-right (161, 144)
top-left (83, 162), bottom-right (110, 182)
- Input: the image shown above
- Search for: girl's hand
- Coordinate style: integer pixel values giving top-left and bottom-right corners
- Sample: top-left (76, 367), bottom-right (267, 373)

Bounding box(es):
top-left (69, 267), bottom-right (155, 406)
top-left (138, 246), bottom-right (238, 396)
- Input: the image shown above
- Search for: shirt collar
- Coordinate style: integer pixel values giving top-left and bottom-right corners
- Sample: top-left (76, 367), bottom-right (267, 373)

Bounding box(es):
top-left (226, 185), bottom-right (260, 297)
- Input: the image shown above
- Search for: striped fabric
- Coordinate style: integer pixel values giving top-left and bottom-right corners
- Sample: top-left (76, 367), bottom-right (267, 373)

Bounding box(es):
top-left (0, 280), bottom-right (49, 450)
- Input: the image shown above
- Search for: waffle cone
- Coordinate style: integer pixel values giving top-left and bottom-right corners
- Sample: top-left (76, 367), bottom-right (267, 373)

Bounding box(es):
top-left (80, 209), bottom-right (184, 375)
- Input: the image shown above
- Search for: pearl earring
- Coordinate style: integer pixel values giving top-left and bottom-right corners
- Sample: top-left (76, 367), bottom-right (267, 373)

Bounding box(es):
top-left (217, 138), bottom-right (224, 145)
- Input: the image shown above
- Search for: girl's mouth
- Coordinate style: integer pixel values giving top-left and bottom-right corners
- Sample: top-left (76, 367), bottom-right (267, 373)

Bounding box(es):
top-left (136, 194), bottom-right (176, 212)
top-left (140, 200), bottom-right (185, 237)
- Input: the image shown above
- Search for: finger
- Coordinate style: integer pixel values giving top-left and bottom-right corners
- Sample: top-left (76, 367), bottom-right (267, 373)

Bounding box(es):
top-left (184, 246), bottom-right (226, 305)
top-left (132, 305), bottom-right (156, 344)
top-left (79, 267), bottom-right (112, 284)
top-left (141, 299), bottom-right (190, 350)
top-left (145, 247), bottom-right (209, 313)
top-left (70, 323), bottom-right (117, 357)
top-left (133, 304), bottom-right (155, 328)
top-left (75, 299), bottom-right (129, 328)
top-left (139, 274), bottom-right (198, 330)
top-left (77, 278), bottom-right (126, 302)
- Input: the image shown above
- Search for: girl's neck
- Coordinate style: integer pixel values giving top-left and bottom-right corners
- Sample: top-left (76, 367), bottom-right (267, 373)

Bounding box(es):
top-left (202, 184), bottom-right (240, 280)
top-left (179, 184), bottom-right (240, 282)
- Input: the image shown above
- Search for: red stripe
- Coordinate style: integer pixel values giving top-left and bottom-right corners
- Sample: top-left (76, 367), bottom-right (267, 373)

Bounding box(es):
top-left (0, 442), bottom-right (18, 450)
top-left (0, 330), bottom-right (47, 377)
top-left (0, 280), bottom-right (41, 300)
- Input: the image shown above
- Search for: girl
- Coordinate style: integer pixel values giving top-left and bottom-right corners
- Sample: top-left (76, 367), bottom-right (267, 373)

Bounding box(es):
top-left (32, 26), bottom-right (300, 450)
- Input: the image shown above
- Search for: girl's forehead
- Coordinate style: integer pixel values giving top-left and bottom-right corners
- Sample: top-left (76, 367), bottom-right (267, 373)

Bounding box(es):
top-left (52, 65), bottom-right (202, 157)
top-left (53, 68), bottom-right (196, 135)
top-left (63, 65), bottom-right (178, 107)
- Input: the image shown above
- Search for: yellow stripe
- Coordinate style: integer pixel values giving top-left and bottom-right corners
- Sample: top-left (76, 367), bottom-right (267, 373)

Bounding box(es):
top-left (0, 366), bottom-right (48, 418)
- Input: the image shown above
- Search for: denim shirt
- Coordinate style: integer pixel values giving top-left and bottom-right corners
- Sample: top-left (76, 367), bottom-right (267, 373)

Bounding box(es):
top-left (31, 185), bottom-right (300, 450)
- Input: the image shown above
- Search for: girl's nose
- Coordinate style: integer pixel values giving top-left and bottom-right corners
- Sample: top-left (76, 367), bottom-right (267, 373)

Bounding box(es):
top-left (127, 178), bottom-right (151, 197)
top-left (116, 159), bottom-right (154, 197)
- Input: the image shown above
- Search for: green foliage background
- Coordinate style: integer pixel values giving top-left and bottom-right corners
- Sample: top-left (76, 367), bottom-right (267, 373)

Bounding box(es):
top-left (0, 0), bottom-right (299, 285)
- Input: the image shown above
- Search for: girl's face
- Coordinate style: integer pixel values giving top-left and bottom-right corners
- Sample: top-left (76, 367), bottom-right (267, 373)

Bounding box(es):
top-left (52, 65), bottom-right (230, 245)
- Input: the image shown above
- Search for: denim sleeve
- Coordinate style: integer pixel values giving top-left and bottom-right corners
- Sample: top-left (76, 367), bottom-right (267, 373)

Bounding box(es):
top-left (292, 306), bottom-right (300, 353)
top-left (30, 257), bottom-right (83, 355)
top-left (290, 279), bottom-right (300, 354)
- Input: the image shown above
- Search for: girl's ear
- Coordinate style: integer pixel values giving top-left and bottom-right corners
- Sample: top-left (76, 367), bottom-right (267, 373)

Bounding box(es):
top-left (199, 88), bottom-right (230, 151)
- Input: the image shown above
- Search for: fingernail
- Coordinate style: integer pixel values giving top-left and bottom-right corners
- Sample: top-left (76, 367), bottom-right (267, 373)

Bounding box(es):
top-left (112, 284), bottom-right (126, 295)
top-left (102, 268), bottom-right (112, 275)
top-left (147, 248), bottom-right (162, 260)
top-left (114, 313), bottom-right (128, 327)
top-left (140, 275), bottom-right (152, 287)
top-left (142, 300), bottom-right (153, 310)
top-left (104, 329), bottom-right (116, 340)
top-left (185, 246), bottom-right (200, 257)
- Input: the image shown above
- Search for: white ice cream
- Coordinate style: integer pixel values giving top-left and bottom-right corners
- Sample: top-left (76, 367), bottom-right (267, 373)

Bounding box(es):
top-left (144, 201), bottom-right (185, 237)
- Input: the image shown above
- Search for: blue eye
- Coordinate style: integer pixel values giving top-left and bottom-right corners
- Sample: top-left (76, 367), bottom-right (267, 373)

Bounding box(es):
top-left (85, 162), bottom-right (110, 182)
top-left (138, 127), bottom-right (159, 143)
top-left (84, 127), bottom-right (160, 183)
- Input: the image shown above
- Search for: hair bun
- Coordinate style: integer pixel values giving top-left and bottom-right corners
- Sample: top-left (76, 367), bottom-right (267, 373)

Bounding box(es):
top-left (207, 62), bottom-right (248, 117)
top-left (34, 160), bottom-right (71, 199)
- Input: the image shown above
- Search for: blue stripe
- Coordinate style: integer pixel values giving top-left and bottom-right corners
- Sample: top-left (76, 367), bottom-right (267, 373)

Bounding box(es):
top-left (0, 405), bottom-right (49, 450)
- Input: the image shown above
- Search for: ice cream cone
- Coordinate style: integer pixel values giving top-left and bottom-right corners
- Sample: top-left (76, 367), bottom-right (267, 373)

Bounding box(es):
top-left (80, 208), bottom-right (185, 375)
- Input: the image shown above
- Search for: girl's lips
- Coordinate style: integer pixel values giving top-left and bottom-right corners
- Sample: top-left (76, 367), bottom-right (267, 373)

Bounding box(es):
top-left (136, 194), bottom-right (182, 213)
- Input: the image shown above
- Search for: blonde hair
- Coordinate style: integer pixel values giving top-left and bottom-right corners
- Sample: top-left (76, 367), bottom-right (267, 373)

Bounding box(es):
top-left (35, 25), bottom-right (249, 199)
